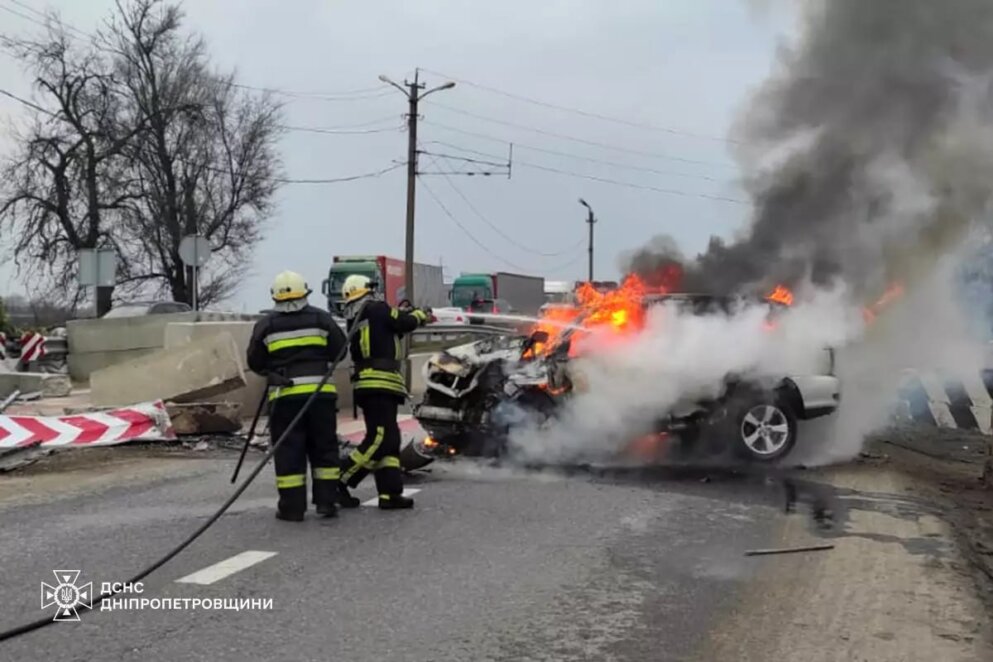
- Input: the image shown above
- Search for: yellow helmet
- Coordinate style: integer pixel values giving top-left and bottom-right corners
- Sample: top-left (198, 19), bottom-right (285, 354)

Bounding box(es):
top-left (342, 274), bottom-right (372, 302)
top-left (270, 271), bottom-right (310, 302)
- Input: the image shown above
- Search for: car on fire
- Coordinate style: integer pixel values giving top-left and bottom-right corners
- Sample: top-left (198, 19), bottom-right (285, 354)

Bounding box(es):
top-left (401, 291), bottom-right (840, 470)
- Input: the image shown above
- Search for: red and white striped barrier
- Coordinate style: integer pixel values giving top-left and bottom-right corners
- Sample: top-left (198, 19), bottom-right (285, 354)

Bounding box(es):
top-left (19, 332), bottom-right (45, 364)
top-left (0, 400), bottom-right (176, 449)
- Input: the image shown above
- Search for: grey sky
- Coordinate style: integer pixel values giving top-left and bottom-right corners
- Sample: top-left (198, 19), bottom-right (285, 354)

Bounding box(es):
top-left (0, 0), bottom-right (788, 312)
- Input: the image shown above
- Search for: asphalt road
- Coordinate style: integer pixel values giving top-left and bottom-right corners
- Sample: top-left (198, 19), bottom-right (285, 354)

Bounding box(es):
top-left (0, 447), bottom-right (990, 661)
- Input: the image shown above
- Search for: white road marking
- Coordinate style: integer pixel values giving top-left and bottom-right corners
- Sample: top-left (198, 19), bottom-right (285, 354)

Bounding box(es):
top-left (361, 488), bottom-right (421, 507)
top-left (175, 550), bottom-right (278, 585)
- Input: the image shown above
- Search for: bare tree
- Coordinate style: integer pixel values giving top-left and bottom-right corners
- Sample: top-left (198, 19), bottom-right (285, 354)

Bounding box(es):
top-left (105, 0), bottom-right (283, 306)
top-left (0, 0), bottom-right (282, 309)
top-left (0, 22), bottom-right (147, 305)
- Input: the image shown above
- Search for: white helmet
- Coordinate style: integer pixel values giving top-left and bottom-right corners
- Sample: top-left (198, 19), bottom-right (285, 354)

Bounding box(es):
top-left (342, 274), bottom-right (372, 303)
top-left (270, 271), bottom-right (310, 302)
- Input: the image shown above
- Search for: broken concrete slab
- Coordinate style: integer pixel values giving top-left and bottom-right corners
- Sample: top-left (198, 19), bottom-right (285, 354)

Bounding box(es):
top-left (0, 372), bottom-right (72, 399)
top-left (164, 322), bottom-right (265, 416)
top-left (90, 332), bottom-right (246, 407)
top-left (166, 402), bottom-right (243, 436)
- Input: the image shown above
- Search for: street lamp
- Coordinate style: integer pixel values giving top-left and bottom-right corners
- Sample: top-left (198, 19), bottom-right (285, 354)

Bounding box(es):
top-left (579, 198), bottom-right (596, 282)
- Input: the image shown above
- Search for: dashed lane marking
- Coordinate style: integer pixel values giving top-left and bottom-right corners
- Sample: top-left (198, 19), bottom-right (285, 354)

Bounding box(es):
top-left (175, 550), bottom-right (278, 585)
top-left (361, 488), bottom-right (421, 507)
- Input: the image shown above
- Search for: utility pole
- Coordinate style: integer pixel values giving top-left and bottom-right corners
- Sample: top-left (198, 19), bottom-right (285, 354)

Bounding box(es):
top-left (379, 69), bottom-right (455, 388)
top-left (579, 198), bottom-right (596, 282)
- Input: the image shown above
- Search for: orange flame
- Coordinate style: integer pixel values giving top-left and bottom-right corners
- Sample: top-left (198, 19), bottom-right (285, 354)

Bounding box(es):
top-left (863, 282), bottom-right (905, 324)
top-left (525, 273), bottom-right (658, 359)
top-left (766, 284), bottom-right (794, 306)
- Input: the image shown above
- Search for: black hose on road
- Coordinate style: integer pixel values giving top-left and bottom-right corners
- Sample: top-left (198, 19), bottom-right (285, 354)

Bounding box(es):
top-left (0, 309), bottom-right (366, 643)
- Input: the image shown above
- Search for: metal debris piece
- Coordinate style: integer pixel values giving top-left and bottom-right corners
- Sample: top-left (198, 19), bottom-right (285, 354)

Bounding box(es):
top-left (744, 543), bottom-right (835, 557)
top-left (0, 389), bottom-right (21, 413)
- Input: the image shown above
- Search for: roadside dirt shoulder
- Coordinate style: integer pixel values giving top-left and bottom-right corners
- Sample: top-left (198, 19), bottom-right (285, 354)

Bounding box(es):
top-left (706, 462), bottom-right (993, 661)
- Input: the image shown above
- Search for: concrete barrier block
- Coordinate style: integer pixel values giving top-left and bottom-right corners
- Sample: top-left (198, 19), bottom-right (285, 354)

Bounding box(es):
top-left (164, 321), bottom-right (265, 416)
top-left (90, 332), bottom-right (246, 407)
top-left (0, 373), bottom-right (72, 399)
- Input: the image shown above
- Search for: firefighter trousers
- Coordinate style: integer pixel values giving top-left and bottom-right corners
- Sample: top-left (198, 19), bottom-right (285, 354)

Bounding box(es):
top-left (339, 392), bottom-right (403, 499)
top-left (271, 395), bottom-right (340, 515)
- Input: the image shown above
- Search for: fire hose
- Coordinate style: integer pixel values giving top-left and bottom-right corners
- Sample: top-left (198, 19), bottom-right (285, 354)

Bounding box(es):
top-left (0, 305), bottom-right (369, 643)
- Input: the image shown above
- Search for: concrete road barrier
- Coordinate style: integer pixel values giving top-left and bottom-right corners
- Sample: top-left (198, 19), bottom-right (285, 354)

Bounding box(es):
top-left (164, 321), bottom-right (266, 417)
top-left (67, 312), bottom-right (261, 381)
top-left (90, 332), bottom-right (247, 407)
top-left (0, 372), bottom-right (72, 399)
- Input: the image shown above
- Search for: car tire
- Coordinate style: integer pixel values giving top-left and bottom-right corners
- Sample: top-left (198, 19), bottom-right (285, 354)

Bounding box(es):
top-left (726, 393), bottom-right (798, 462)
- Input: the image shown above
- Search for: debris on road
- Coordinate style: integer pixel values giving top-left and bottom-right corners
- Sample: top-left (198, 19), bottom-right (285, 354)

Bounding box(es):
top-left (166, 402), bottom-right (242, 436)
top-left (0, 400), bottom-right (176, 448)
top-left (0, 390), bottom-right (20, 413)
top-left (744, 543), bottom-right (835, 556)
top-left (0, 372), bottom-right (72, 399)
top-left (90, 332), bottom-right (246, 407)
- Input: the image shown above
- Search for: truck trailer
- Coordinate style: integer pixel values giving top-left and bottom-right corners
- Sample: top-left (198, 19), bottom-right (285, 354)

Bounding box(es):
top-left (450, 272), bottom-right (545, 316)
top-left (322, 255), bottom-right (445, 314)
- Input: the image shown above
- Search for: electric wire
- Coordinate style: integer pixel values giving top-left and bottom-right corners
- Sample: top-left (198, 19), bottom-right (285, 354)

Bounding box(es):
top-left (514, 160), bottom-right (749, 204)
top-left (424, 139), bottom-right (731, 184)
top-left (420, 67), bottom-right (739, 145)
top-left (424, 150), bottom-right (585, 258)
top-left (274, 162), bottom-right (404, 185)
top-left (418, 173), bottom-right (532, 273)
top-left (426, 103), bottom-right (734, 169)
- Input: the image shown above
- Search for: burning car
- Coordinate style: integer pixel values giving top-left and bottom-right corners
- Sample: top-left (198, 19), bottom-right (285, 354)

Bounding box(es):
top-left (401, 278), bottom-right (841, 470)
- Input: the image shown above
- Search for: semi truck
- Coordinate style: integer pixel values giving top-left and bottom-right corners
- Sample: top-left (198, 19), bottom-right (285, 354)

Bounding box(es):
top-left (450, 272), bottom-right (545, 316)
top-left (322, 255), bottom-right (445, 314)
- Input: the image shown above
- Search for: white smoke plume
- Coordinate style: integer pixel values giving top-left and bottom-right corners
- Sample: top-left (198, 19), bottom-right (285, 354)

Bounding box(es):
top-left (508, 288), bottom-right (864, 465)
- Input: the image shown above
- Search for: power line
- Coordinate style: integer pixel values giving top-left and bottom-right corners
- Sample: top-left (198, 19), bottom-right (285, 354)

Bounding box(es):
top-left (425, 151), bottom-right (585, 258)
top-left (421, 67), bottom-right (740, 146)
top-left (276, 162), bottom-right (404, 185)
top-left (281, 123), bottom-right (402, 135)
top-left (0, 0), bottom-right (89, 39)
top-left (424, 139), bottom-right (732, 185)
top-left (0, 86), bottom-right (54, 115)
top-left (230, 82), bottom-right (394, 102)
top-left (514, 160), bottom-right (749, 205)
top-left (421, 116), bottom-right (734, 170)
top-left (418, 176), bottom-right (532, 273)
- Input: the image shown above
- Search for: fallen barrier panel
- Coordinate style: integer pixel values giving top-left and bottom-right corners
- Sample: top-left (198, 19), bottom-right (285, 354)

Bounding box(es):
top-left (0, 400), bottom-right (176, 448)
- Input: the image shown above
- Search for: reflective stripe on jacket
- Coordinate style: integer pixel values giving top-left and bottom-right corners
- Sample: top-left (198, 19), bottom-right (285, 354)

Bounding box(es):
top-left (348, 300), bottom-right (422, 396)
top-left (247, 304), bottom-right (347, 400)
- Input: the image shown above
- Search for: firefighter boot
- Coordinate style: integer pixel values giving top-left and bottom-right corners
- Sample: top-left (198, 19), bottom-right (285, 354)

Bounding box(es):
top-left (378, 494), bottom-right (414, 510)
top-left (316, 502), bottom-right (338, 518)
top-left (275, 510), bottom-right (305, 522)
top-left (338, 483), bottom-right (361, 508)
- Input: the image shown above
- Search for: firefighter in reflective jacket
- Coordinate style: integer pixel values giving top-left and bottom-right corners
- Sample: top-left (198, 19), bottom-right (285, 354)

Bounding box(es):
top-left (247, 271), bottom-right (348, 522)
top-left (337, 274), bottom-right (430, 509)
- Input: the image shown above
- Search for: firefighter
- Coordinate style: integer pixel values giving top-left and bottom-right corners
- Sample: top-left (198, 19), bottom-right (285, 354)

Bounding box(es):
top-left (337, 274), bottom-right (430, 509)
top-left (247, 271), bottom-right (348, 522)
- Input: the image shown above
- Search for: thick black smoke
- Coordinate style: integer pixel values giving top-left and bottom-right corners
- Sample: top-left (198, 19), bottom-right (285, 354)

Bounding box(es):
top-left (624, 0), bottom-right (993, 299)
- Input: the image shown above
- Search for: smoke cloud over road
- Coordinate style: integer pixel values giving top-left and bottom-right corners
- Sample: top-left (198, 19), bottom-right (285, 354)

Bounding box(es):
top-left (518, 0), bottom-right (993, 465)
top-left (625, 0), bottom-right (993, 299)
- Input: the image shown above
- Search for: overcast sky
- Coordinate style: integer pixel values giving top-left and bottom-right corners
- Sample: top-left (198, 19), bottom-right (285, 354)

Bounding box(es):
top-left (0, 0), bottom-right (789, 312)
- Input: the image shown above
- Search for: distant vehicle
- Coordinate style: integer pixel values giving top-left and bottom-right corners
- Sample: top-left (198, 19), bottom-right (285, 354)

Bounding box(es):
top-left (321, 255), bottom-right (445, 314)
top-left (466, 298), bottom-right (515, 325)
top-left (450, 272), bottom-right (545, 316)
top-left (543, 280), bottom-right (573, 304)
top-left (430, 307), bottom-right (469, 325)
top-left (101, 301), bottom-right (192, 318)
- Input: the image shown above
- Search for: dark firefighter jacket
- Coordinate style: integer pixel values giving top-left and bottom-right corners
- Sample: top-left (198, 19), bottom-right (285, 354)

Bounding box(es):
top-left (247, 304), bottom-right (348, 401)
top-left (347, 300), bottom-right (428, 396)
